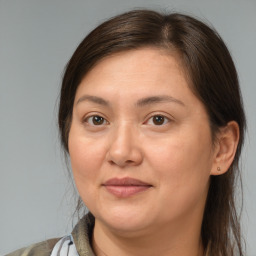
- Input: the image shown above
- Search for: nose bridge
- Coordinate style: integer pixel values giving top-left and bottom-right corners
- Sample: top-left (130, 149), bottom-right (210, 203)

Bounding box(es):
top-left (107, 121), bottom-right (142, 166)
top-left (114, 121), bottom-right (133, 146)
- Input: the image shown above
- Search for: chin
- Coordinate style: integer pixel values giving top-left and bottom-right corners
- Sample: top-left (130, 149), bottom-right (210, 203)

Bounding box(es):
top-left (94, 207), bottom-right (155, 234)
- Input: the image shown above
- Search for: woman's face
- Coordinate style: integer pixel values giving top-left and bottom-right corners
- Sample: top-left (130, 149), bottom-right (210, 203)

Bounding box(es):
top-left (69, 48), bottom-right (217, 234)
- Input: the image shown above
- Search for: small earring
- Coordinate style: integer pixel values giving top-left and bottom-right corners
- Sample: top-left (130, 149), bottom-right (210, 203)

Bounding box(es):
top-left (217, 167), bottom-right (221, 172)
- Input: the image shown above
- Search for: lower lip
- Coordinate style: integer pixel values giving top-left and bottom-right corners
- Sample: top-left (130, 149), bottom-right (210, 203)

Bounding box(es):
top-left (104, 185), bottom-right (152, 198)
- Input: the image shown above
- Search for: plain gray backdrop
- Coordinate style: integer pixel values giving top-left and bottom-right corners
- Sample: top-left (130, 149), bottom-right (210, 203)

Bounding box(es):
top-left (1, 0), bottom-right (255, 255)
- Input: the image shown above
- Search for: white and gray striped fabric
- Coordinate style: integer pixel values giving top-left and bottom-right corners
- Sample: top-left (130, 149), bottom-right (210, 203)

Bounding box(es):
top-left (50, 235), bottom-right (79, 256)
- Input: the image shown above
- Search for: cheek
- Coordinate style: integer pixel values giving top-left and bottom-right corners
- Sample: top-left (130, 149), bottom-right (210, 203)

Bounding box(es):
top-left (68, 128), bottom-right (107, 191)
top-left (148, 135), bottom-right (212, 172)
top-left (146, 128), bottom-right (213, 200)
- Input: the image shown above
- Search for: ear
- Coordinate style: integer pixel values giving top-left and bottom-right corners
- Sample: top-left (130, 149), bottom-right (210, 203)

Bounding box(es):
top-left (210, 121), bottom-right (240, 176)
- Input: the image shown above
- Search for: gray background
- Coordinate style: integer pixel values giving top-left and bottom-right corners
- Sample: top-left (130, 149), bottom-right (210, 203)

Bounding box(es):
top-left (1, 0), bottom-right (255, 255)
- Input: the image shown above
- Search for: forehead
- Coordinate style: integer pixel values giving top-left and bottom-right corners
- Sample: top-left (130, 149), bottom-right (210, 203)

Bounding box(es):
top-left (94, 47), bottom-right (185, 77)
top-left (75, 47), bottom-right (190, 97)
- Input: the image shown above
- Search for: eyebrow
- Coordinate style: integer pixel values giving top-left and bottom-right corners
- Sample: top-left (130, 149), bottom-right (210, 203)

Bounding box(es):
top-left (136, 95), bottom-right (185, 107)
top-left (76, 94), bottom-right (185, 107)
top-left (76, 95), bottom-right (109, 106)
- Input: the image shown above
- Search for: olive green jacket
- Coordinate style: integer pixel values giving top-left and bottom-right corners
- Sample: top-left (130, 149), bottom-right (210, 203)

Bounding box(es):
top-left (6, 213), bottom-right (95, 256)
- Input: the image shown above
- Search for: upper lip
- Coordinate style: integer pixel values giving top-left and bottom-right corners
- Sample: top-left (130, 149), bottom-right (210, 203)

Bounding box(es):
top-left (103, 177), bottom-right (152, 186)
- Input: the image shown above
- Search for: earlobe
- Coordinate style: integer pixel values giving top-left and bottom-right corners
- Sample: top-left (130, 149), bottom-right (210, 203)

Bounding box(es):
top-left (210, 121), bottom-right (240, 176)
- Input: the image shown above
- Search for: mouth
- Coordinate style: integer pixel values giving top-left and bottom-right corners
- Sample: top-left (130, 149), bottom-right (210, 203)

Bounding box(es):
top-left (102, 177), bottom-right (153, 198)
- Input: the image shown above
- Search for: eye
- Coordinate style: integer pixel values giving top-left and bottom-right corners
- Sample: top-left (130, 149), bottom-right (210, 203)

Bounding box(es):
top-left (85, 115), bottom-right (108, 126)
top-left (146, 115), bottom-right (170, 126)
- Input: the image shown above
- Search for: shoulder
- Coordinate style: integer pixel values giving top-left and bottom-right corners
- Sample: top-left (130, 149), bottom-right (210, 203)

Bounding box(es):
top-left (5, 238), bottom-right (60, 256)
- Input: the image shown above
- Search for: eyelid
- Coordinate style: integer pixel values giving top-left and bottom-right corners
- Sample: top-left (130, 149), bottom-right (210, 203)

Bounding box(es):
top-left (83, 113), bottom-right (109, 126)
top-left (144, 113), bottom-right (173, 126)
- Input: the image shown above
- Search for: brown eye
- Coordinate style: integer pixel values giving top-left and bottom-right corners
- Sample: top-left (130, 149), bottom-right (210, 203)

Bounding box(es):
top-left (152, 115), bottom-right (165, 125)
top-left (86, 115), bottom-right (107, 126)
top-left (146, 115), bottom-right (169, 126)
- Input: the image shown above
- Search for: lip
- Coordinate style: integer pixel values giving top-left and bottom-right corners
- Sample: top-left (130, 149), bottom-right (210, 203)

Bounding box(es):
top-left (103, 177), bottom-right (153, 198)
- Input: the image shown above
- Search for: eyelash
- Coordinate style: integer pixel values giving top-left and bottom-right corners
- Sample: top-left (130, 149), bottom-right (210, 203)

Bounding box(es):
top-left (145, 115), bottom-right (170, 126)
top-left (83, 114), bottom-right (171, 127)
top-left (84, 115), bottom-right (109, 126)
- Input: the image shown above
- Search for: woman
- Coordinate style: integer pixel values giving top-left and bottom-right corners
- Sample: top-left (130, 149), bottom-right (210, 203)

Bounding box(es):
top-left (7, 9), bottom-right (246, 256)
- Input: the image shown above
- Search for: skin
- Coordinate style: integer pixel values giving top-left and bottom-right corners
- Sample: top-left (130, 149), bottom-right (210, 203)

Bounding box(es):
top-left (68, 48), bottom-right (239, 256)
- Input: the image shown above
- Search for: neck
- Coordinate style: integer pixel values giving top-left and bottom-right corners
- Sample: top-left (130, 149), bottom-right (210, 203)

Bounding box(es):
top-left (92, 218), bottom-right (204, 256)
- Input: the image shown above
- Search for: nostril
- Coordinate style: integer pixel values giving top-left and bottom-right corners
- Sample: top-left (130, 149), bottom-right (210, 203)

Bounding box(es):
top-left (108, 159), bottom-right (134, 166)
top-left (109, 160), bottom-right (116, 165)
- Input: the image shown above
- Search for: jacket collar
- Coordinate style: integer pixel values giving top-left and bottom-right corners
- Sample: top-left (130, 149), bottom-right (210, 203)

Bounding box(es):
top-left (71, 212), bottom-right (95, 256)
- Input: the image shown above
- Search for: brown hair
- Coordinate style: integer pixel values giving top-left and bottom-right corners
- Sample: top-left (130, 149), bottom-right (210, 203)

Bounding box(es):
top-left (59, 10), bottom-right (246, 255)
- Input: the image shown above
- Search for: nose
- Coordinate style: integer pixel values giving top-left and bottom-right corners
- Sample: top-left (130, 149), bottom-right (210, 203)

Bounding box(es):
top-left (106, 124), bottom-right (143, 167)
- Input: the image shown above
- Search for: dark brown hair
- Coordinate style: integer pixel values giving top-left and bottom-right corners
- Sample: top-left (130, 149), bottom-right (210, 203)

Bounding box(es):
top-left (59, 10), bottom-right (246, 256)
